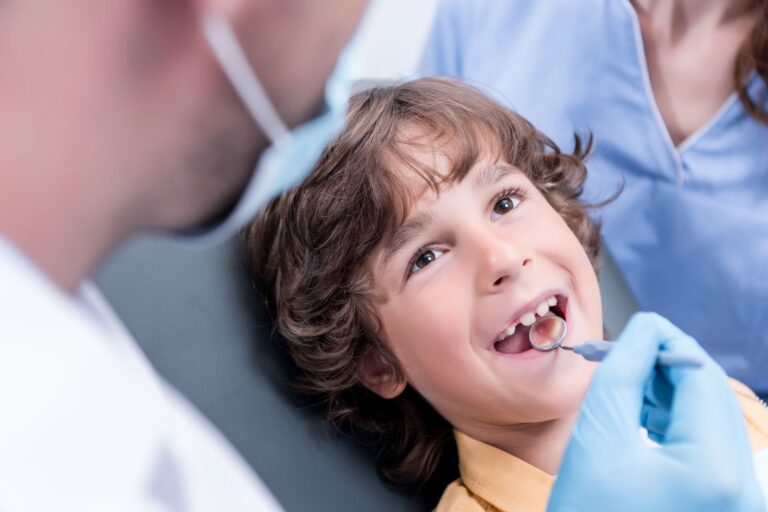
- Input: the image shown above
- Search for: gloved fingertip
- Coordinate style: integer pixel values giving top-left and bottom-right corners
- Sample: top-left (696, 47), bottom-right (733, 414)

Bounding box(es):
top-left (598, 312), bottom-right (664, 384)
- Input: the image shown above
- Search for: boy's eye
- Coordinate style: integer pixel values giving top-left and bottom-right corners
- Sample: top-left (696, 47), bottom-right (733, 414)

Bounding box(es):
top-left (491, 194), bottom-right (521, 221)
top-left (409, 248), bottom-right (445, 276)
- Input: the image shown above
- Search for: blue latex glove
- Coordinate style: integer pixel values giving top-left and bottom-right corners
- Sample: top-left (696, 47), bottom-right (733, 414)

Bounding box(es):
top-left (547, 312), bottom-right (765, 512)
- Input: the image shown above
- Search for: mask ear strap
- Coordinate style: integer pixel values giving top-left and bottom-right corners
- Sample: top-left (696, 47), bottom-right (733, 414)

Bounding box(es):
top-left (200, 11), bottom-right (291, 143)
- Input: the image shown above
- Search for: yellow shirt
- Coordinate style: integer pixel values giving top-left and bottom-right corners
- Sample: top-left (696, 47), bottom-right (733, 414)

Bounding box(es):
top-left (436, 379), bottom-right (768, 512)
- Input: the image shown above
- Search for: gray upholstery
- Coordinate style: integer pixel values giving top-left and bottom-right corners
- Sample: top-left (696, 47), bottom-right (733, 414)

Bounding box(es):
top-left (96, 237), bottom-right (437, 511)
top-left (599, 246), bottom-right (640, 338)
top-left (96, 235), bottom-right (637, 511)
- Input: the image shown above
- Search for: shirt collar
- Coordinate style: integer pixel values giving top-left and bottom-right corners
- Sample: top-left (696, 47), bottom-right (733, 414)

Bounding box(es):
top-left (454, 430), bottom-right (554, 511)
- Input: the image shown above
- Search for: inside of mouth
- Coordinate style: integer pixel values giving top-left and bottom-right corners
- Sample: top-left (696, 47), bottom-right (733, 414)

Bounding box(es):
top-left (494, 296), bottom-right (566, 355)
top-left (494, 324), bottom-right (533, 354)
top-left (550, 299), bottom-right (566, 321)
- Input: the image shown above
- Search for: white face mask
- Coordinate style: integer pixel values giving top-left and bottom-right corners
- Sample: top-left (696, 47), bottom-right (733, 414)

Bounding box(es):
top-left (180, 10), bottom-right (359, 247)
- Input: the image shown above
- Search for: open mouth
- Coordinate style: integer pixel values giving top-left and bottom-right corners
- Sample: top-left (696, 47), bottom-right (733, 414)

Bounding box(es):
top-left (493, 294), bottom-right (568, 355)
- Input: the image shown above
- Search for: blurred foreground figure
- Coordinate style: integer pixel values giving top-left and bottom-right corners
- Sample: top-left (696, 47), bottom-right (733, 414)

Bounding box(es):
top-left (0, 0), bottom-right (365, 509)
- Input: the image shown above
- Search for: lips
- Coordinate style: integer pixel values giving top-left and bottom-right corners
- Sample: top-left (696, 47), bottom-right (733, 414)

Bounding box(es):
top-left (491, 293), bottom-right (568, 355)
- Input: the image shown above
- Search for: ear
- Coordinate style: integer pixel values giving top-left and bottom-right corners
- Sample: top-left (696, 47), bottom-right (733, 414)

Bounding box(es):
top-left (358, 350), bottom-right (407, 399)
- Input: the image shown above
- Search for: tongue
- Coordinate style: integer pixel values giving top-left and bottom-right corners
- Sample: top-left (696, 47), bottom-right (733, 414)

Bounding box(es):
top-left (494, 325), bottom-right (533, 354)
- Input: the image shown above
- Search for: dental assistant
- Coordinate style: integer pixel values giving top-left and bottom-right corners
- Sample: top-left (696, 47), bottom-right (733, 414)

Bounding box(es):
top-left (0, 1), bottom-right (763, 511)
top-left (420, 0), bottom-right (768, 395)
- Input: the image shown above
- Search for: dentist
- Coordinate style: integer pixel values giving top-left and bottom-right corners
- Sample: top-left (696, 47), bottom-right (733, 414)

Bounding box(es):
top-left (0, 1), bottom-right (762, 511)
top-left (0, 1), bottom-right (366, 509)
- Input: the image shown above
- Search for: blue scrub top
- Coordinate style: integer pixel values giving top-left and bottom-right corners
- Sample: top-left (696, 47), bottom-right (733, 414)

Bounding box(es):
top-left (420, 0), bottom-right (768, 390)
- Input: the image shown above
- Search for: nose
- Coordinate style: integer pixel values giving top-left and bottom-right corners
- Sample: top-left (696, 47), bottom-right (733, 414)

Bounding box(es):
top-left (471, 229), bottom-right (531, 294)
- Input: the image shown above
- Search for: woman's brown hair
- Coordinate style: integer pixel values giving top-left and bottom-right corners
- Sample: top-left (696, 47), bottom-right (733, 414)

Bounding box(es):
top-left (246, 78), bottom-right (601, 486)
top-left (735, 0), bottom-right (768, 123)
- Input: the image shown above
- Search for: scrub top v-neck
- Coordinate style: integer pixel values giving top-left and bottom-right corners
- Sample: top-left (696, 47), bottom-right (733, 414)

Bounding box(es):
top-left (420, 0), bottom-right (768, 391)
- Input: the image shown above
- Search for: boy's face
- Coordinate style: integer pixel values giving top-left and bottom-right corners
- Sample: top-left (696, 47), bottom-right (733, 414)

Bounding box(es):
top-left (366, 149), bottom-right (603, 438)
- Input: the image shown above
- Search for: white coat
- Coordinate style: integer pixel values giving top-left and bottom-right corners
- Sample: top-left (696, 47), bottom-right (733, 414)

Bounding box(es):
top-left (0, 236), bottom-right (283, 511)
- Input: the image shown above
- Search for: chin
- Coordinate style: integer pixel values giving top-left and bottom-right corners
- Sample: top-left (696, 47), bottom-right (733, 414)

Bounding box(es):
top-left (550, 365), bottom-right (596, 411)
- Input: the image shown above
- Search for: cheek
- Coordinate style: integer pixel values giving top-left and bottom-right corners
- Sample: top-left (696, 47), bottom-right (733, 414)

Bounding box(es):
top-left (381, 300), bottom-right (460, 365)
top-left (568, 240), bottom-right (603, 334)
top-left (378, 278), bottom-right (473, 385)
top-left (540, 213), bottom-right (603, 333)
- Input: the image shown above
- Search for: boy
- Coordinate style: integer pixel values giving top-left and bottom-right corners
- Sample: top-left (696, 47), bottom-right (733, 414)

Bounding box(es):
top-left (247, 78), bottom-right (768, 511)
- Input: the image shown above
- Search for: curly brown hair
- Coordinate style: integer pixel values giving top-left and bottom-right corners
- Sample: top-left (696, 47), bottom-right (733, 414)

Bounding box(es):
top-left (247, 77), bottom-right (601, 486)
top-left (735, 0), bottom-right (768, 124)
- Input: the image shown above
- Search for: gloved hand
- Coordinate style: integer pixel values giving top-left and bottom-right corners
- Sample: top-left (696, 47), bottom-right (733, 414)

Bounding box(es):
top-left (547, 312), bottom-right (765, 512)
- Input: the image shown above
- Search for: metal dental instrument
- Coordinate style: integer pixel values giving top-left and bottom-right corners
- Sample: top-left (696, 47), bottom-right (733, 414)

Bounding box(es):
top-left (528, 315), bottom-right (703, 367)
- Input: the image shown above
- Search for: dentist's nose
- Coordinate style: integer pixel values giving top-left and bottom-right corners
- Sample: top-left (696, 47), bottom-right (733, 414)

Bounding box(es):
top-left (473, 230), bottom-right (531, 294)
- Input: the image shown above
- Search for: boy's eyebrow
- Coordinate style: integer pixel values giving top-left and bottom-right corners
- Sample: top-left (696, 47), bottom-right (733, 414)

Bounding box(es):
top-left (382, 210), bottom-right (434, 268)
top-left (472, 163), bottom-right (517, 189)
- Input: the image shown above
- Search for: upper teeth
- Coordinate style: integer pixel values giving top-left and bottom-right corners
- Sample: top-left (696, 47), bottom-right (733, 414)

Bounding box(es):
top-left (520, 312), bottom-right (537, 326)
top-left (496, 296), bottom-right (559, 342)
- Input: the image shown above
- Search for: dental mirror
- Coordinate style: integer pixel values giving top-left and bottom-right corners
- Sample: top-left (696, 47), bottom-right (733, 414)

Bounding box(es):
top-left (529, 315), bottom-right (567, 351)
top-left (529, 315), bottom-right (704, 367)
